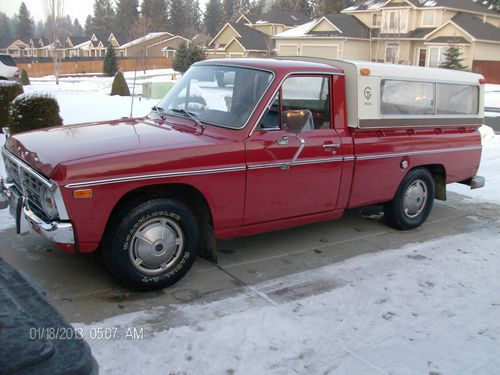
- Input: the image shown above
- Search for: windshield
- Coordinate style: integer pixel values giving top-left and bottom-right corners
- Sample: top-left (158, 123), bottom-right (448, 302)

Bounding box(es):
top-left (158, 65), bottom-right (273, 129)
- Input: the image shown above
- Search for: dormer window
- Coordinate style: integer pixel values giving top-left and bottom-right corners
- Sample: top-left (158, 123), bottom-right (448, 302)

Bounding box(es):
top-left (373, 13), bottom-right (382, 27)
top-left (422, 10), bottom-right (435, 27)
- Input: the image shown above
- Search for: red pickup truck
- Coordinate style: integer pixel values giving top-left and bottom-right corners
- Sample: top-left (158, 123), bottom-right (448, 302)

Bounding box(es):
top-left (1, 58), bottom-right (485, 290)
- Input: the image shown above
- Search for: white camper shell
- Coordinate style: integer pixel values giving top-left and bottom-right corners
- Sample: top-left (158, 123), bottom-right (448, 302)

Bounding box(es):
top-left (283, 57), bottom-right (485, 129)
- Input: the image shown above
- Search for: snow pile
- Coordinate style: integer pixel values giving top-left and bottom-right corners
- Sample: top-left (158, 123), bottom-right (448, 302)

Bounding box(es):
top-left (0, 81), bottom-right (21, 87)
top-left (76, 227), bottom-right (500, 374)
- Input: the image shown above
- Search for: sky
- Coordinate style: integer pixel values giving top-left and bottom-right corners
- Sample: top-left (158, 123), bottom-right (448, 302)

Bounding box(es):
top-left (1, 0), bottom-right (210, 24)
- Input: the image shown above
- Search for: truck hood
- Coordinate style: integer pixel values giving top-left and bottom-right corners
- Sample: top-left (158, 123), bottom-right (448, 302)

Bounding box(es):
top-left (5, 117), bottom-right (229, 180)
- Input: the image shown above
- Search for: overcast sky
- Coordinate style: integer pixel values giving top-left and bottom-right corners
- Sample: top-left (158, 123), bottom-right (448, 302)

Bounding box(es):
top-left (1, 0), bottom-right (209, 24)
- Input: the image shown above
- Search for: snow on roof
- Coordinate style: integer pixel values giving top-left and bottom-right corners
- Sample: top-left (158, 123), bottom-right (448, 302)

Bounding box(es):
top-left (274, 19), bottom-right (318, 38)
top-left (119, 32), bottom-right (170, 49)
top-left (419, 0), bottom-right (437, 6)
top-left (344, 0), bottom-right (388, 11)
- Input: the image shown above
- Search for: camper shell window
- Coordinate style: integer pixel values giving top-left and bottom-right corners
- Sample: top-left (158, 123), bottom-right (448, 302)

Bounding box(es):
top-left (381, 79), bottom-right (479, 116)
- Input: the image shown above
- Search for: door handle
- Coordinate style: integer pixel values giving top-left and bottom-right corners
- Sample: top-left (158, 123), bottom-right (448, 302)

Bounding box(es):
top-left (322, 143), bottom-right (341, 150)
top-left (277, 135), bottom-right (289, 145)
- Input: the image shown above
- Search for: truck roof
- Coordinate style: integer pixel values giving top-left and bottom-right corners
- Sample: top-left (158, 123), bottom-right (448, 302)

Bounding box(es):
top-left (196, 58), bottom-right (344, 75)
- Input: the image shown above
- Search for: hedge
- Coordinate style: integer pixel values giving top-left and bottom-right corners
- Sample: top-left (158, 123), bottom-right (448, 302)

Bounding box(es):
top-left (0, 81), bottom-right (24, 127)
top-left (9, 93), bottom-right (63, 134)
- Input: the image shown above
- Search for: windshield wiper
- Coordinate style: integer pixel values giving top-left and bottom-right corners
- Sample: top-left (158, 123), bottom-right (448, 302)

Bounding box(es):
top-left (169, 108), bottom-right (205, 130)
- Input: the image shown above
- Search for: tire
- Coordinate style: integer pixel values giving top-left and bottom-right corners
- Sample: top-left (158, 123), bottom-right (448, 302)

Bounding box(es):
top-left (102, 198), bottom-right (199, 291)
top-left (383, 168), bottom-right (435, 231)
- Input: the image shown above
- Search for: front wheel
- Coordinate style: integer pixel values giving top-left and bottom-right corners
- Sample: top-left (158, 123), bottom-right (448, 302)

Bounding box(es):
top-left (102, 198), bottom-right (199, 291)
top-left (384, 168), bottom-right (435, 231)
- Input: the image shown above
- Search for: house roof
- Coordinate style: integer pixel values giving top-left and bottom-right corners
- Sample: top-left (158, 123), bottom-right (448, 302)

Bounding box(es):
top-left (320, 14), bottom-right (371, 38)
top-left (275, 14), bottom-right (371, 39)
top-left (118, 32), bottom-right (172, 49)
top-left (229, 22), bottom-right (270, 50)
top-left (245, 9), bottom-right (310, 26)
top-left (371, 27), bottom-right (436, 38)
top-left (427, 36), bottom-right (471, 44)
top-left (67, 36), bottom-right (91, 47)
top-left (450, 12), bottom-right (500, 41)
top-left (345, 0), bottom-right (499, 16)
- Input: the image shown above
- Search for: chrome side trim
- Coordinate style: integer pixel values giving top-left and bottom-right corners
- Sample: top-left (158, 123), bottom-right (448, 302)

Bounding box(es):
top-left (355, 146), bottom-right (482, 161)
top-left (248, 157), bottom-right (344, 170)
top-left (65, 166), bottom-right (247, 189)
top-left (343, 156), bottom-right (355, 161)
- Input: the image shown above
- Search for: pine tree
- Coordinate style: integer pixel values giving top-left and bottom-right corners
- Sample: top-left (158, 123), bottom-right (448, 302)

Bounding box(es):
top-left (20, 69), bottom-right (30, 85)
top-left (246, 0), bottom-right (264, 19)
top-left (115, 0), bottom-right (139, 36)
top-left (185, 0), bottom-right (202, 36)
top-left (440, 44), bottom-right (467, 71)
top-left (173, 42), bottom-right (204, 73)
top-left (204, 0), bottom-right (223, 37)
top-left (223, 0), bottom-right (238, 22)
top-left (84, 15), bottom-right (93, 35)
top-left (92, 0), bottom-right (116, 35)
top-left (16, 2), bottom-right (34, 40)
top-left (274, 0), bottom-right (312, 16)
top-left (141, 0), bottom-right (168, 31)
top-left (111, 71), bottom-right (130, 96)
top-left (103, 45), bottom-right (118, 76)
top-left (73, 18), bottom-right (84, 36)
top-left (312, 0), bottom-right (352, 16)
top-left (168, 0), bottom-right (187, 35)
top-left (0, 13), bottom-right (13, 41)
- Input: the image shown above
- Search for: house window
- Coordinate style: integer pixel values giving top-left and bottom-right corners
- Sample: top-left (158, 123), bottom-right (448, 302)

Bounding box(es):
top-left (372, 13), bottom-right (382, 27)
top-left (422, 10), bottom-right (435, 26)
top-left (429, 46), bottom-right (448, 67)
top-left (382, 10), bottom-right (408, 33)
top-left (385, 43), bottom-right (400, 63)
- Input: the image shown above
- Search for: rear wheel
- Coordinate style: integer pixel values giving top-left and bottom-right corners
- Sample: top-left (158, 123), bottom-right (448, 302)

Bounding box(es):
top-left (384, 168), bottom-right (435, 230)
top-left (102, 198), bottom-right (199, 291)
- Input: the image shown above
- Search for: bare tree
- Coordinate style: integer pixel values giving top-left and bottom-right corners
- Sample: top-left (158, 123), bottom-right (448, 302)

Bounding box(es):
top-left (44, 0), bottom-right (64, 84)
top-left (130, 16), bottom-right (153, 73)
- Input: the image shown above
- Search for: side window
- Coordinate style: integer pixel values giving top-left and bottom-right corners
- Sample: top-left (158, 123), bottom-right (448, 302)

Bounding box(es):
top-left (381, 80), bottom-right (435, 115)
top-left (281, 76), bottom-right (331, 130)
top-left (260, 91), bottom-right (281, 130)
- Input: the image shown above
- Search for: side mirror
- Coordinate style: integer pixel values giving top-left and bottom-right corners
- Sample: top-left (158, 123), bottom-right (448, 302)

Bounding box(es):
top-left (283, 110), bottom-right (314, 134)
top-left (1, 127), bottom-right (11, 139)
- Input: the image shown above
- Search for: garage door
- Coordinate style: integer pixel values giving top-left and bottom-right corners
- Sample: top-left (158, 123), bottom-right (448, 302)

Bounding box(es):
top-left (279, 45), bottom-right (298, 56)
top-left (301, 45), bottom-right (338, 59)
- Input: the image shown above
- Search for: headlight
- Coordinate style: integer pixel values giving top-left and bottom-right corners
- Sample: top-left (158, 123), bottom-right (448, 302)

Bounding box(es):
top-left (41, 187), bottom-right (59, 219)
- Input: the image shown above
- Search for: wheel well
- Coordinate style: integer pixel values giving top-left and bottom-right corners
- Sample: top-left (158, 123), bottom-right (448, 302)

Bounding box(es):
top-left (414, 164), bottom-right (447, 201)
top-left (108, 183), bottom-right (214, 227)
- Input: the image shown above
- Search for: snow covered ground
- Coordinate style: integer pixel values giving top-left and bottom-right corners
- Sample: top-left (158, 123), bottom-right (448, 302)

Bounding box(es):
top-left (0, 73), bottom-right (499, 374)
top-left (77, 227), bottom-right (500, 374)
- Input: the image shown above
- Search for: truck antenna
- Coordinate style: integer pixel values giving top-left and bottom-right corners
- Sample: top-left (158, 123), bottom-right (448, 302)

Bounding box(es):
top-left (129, 57), bottom-right (139, 118)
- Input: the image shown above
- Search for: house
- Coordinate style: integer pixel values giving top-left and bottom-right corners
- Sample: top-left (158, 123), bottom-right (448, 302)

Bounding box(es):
top-left (206, 10), bottom-right (310, 58)
top-left (273, 0), bottom-right (500, 81)
top-left (274, 14), bottom-right (372, 60)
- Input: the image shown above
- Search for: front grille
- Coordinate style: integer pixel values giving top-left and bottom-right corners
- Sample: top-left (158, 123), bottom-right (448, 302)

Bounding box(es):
top-left (3, 151), bottom-right (55, 222)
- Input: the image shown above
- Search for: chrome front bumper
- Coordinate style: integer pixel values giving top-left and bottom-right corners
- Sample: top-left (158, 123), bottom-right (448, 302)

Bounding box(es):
top-left (1, 179), bottom-right (75, 244)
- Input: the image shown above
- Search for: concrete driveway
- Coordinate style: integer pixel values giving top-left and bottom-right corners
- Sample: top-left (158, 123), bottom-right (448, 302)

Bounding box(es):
top-left (0, 191), bottom-right (497, 325)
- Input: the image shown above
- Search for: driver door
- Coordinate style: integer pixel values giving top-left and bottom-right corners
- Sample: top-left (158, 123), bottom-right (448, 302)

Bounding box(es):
top-left (244, 75), bottom-right (343, 225)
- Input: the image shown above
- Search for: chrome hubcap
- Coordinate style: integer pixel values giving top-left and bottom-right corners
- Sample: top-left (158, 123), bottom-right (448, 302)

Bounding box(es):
top-left (403, 179), bottom-right (428, 218)
top-left (129, 217), bottom-right (184, 275)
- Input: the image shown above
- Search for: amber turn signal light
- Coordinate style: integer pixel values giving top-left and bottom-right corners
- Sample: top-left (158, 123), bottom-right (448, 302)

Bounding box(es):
top-left (360, 68), bottom-right (371, 76)
top-left (73, 189), bottom-right (93, 199)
